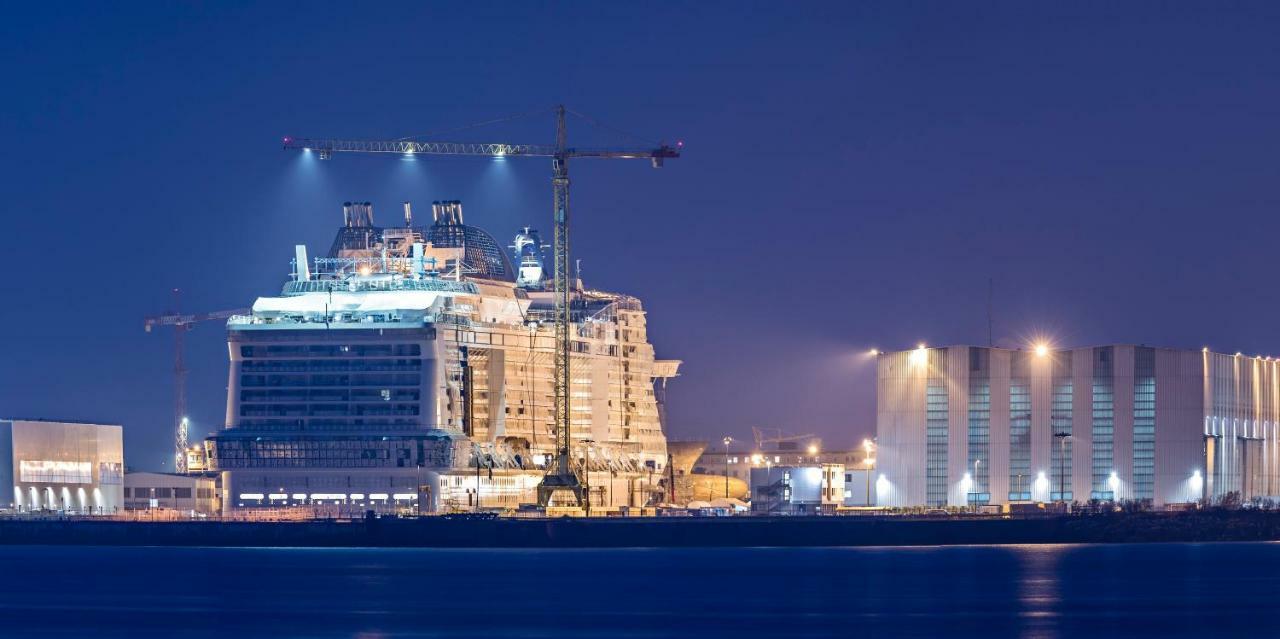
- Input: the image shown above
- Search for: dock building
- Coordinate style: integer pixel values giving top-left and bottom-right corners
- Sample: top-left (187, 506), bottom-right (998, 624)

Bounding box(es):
top-left (876, 344), bottom-right (1280, 508)
top-left (0, 419), bottom-right (124, 514)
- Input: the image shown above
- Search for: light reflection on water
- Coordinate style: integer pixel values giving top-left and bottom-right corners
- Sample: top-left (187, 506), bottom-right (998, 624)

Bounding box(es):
top-left (0, 542), bottom-right (1275, 638)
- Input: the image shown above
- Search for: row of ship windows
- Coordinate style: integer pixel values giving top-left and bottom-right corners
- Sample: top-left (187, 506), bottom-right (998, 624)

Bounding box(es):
top-left (240, 405), bottom-right (421, 417)
top-left (241, 389), bottom-right (421, 402)
top-left (234, 418), bottom-right (421, 429)
top-left (241, 344), bottom-right (422, 358)
top-left (216, 459), bottom-right (419, 469)
top-left (242, 360), bottom-right (423, 373)
top-left (240, 374), bottom-right (422, 388)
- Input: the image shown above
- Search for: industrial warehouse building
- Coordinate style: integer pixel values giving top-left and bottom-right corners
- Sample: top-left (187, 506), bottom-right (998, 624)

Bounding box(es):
top-left (876, 345), bottom-right (1279, 509)
top-left (124, 472), bottom-right (219, 517)
top-left (0, 419), bottom-right (124, 514)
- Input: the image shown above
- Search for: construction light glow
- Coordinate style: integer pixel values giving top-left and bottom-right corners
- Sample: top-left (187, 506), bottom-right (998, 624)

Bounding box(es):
top-left (1035, 343), bottom-right (1049, 357)
top-left (909, 345), bottom-right (927, 367)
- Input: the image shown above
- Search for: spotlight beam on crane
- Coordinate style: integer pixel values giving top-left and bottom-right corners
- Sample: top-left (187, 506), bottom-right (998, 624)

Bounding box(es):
top-left (282, 105), bottom-right (680, 507)
top-left (144, 289), bottom-right (249, 473)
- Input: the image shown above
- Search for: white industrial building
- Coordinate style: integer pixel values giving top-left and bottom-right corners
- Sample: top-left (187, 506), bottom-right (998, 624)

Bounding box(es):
top-left (124, 472), bottom-right (219, 517)
top-left (876, 345), bottom-right (1279, 509)
top-left (0, 419), bottom-right (124, 514)
top-left (750, 464), bottom-right (845, 513)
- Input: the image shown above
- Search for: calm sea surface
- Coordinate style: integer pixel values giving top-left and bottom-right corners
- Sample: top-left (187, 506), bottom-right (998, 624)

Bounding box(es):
top-left (0, 542), bottom-right (1275, 638)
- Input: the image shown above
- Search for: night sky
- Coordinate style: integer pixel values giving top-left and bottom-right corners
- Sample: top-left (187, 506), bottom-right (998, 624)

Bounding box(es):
top-left (3, 3), bottom-right (1279, 470)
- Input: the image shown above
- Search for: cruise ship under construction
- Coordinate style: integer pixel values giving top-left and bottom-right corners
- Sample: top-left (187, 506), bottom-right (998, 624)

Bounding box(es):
top-left (204, 200), bottom-right (679, 515)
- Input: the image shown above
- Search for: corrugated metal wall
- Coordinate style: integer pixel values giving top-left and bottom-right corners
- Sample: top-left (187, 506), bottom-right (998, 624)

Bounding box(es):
top-left (876, 344), bottom-right (1254, 507)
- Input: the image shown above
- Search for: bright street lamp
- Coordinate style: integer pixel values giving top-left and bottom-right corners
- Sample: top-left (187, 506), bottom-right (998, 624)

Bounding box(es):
top-left (722, 436), bottom-right (733, 500)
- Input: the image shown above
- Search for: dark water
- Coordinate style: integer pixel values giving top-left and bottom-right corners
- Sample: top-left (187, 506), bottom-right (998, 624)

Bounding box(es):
top-left (0, 543), bottom-right (1276, 638)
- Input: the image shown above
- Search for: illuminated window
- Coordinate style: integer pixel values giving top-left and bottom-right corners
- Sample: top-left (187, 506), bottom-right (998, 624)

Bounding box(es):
top-left (1092, 347), bottom-right (1115, 497)
top-left (1051, 356), bottom-right (1073, 500)
top-left (967, 348), bottom-right (990, 505)
top-left (926, 360), bottom-right (948, 507)
top-left (1009, 352), bottom-right (1031, 498)
top-left (1133, 347), bottom-right (1156, 500)
top-left (20, 461), bottom-right (92, 484)
top-left (98, 462), bottom-right (123, 485)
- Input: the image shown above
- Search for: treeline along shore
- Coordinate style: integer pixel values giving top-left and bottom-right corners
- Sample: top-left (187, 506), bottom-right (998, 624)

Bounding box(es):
top-left (3, 511), bottom-right (1280, 548)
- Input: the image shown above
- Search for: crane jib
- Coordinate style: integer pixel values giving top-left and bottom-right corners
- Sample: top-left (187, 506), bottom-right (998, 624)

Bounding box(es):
top-left (282, 138), bottom-right (680, 161)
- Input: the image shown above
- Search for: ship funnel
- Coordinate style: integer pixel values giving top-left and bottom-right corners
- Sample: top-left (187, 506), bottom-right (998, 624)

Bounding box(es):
top-left (430, 200), bottom-right (464, 226)
top-left (295, 245), bottom-right (310, 281)
top-left (343, 201), bottom-right (374, 228)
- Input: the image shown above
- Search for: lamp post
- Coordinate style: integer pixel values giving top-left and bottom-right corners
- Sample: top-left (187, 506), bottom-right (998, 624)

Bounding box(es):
top-left (722, 436), bottom-right (733, 500)
top-left (1053, 432), bottom-right (1070, 504)
top-left (862, 439), bottom-right (875, 506)
top-left (864, 456), bottom-right (873, 506)
top-left (582, 439), bottom-right (595, 516)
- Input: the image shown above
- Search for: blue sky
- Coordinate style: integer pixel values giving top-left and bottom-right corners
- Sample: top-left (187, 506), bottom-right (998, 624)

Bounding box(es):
top-left (2, 2), bottom-right (1279, 468)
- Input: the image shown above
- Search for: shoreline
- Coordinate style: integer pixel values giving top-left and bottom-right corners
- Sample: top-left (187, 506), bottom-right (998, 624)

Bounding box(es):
top-left (3, 511), bottom-right (1280, 548)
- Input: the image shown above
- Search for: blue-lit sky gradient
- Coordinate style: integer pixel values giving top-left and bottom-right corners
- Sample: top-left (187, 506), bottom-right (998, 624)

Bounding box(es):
top-left (3, 3), bottom-right (1279, 469)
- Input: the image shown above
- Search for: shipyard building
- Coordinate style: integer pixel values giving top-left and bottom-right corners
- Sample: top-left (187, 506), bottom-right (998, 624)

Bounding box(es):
top-left (0, 419), bottom-right (124, 514)
top-left (205, 201), bottom-right (678, 514)
top-left (876, 345), bottom-right (1280, 509)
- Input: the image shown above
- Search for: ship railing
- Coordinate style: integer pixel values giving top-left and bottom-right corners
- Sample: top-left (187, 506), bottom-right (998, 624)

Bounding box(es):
top-left (283, 278), bottom-right (476, 295)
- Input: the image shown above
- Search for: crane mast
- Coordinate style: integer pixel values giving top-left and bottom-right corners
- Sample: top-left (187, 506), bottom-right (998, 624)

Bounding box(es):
top-left (144, 292), bottom-right (249, 473)
top-left (283, 106), bottom-right (679, 508)
top-left (548, 106), bottom-right (580, 505)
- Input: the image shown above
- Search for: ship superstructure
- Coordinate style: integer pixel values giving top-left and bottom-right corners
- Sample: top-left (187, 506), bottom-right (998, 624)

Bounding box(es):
top-left (206, 201), bottom-right (677, 514)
